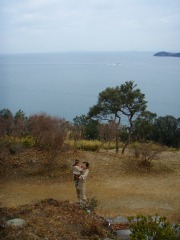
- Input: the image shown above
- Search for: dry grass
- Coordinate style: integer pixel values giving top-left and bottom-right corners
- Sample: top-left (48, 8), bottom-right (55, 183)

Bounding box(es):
top-left (0, 148), bottom-right (180, 225)
top-left (0, 199), bottom-right (114, 240)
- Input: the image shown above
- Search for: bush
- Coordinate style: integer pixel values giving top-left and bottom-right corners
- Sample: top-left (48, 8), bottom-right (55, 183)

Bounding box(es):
top-left (128, 214), bottom-right (180, 240)
top-left (102, 141), bottom-right (118, 150)
top-left (75, 140), bottom-right (102, 152)
top-left (69, 139), bottom-right (123, 152)
top-left (131, 142), bottom-right (164, 167)
top-left (9, 143), bottom-right (24, 154)
top-left (67, 139), bottom-right (121, 151)
top-left (84, 197), bottom-right (99, 212)
top-left (0, 136), bottom-right (35, 148)
top-left (81, 221), bottom-right (106, 239)
top-left (28, 113), bottom-right (68, 164)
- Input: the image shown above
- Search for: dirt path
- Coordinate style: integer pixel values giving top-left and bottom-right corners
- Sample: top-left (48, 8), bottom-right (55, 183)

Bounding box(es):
top-left (0, 150), bottom-right (180, 223)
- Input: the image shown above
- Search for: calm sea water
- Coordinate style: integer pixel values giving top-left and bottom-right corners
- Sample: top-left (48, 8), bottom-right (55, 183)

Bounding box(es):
top-left (0, 52), bottom-right (179, 121)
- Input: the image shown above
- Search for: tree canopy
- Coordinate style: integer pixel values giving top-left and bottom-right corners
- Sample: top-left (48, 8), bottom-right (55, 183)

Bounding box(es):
top-left (153, 115), bottom-right (180, 148)
top-left (88, 81), bottom-right (148, 153)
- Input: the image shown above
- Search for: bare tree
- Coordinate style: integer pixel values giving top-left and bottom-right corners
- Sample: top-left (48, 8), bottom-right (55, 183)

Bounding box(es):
top-left (28, 113), bottom-right (68, 165)
top-left (98, 121), bottom-right (117, 149)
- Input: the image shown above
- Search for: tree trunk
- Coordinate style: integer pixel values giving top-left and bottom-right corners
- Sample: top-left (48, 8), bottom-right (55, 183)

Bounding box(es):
top-left (122, 142), bottom-right (128, 154)
top-left (122, 115), bottom-right (133, 154)
top-left (115, 117), bottom-right (120, 153)
top-left (115, 130), bottom-right (119, 153)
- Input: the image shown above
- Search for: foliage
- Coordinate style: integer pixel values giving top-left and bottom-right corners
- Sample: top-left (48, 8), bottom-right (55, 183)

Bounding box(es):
top-left (72, 115), bottom-right (86, 141)
top-left (102, 141), bottom-right (120, 150)
top-left (13, 109), bottom-right (28, 136)
top-left (88, 86), bottom-right (121, 153)
top-left (132, 111), bottom-right (157, 141)
top-left (88, 81), bottom-right (147, 154)
top-left (119, 81), bottom-right (147, 153)
top-left (131, 142), bottom-right (164, 167)
top-left (28, 113), bottom-right (66, 148)
top-left (81, 221), bottom-right (106, 239)
top-left (84, 196), bottom-right (99, 212)
top-left (128, 214), bottom-right (180, 240)
top-left (0, 135), bottom-right (35, 156)
top-left (1, 135), bottom-right (35, 148)
top-left (67, 139), bottom-right (118, 151)
top-left (0, 109), bottom-right (14, 136)
top-left (84, 118), bottom-right (99, 140)
top-left (98, 121), bottom-right (118, 145)
top-left (0, 107), bottom-right (179, 156)
top-left (152, 115), bottom-right (180, 148)
top-left (0, 109), bottom-right (28, 137)
top-left (75, 140), bottom-right (102, 151)
top-left (120, 81), bottom-right (147, 117)
top-left (73, 115), bottom-right (99, 140)
top-left (9, 143), bottom-right (24, 155)
top-left (28, 113), bottom-right (68, 164)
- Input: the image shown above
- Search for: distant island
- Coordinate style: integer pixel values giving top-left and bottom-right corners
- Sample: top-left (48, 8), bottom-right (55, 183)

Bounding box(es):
top-left (154, 51), bottom-right (180, 57)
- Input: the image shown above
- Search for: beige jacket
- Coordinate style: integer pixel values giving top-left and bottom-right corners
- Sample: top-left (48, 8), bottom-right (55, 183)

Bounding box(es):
top-left (79, 169), bottom-right (89, 182)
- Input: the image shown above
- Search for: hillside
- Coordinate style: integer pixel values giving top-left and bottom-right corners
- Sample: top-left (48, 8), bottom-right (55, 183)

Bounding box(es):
top-left (0, 149), bottom-right (180, 239)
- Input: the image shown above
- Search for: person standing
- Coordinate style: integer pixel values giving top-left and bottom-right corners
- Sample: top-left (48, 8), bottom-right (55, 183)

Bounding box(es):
top-left (77, 161), bottom-right (89, 204)
top-left (72, 159), bottom-right (82, 203)
top-left (72, 159), bottom-right (82, 187)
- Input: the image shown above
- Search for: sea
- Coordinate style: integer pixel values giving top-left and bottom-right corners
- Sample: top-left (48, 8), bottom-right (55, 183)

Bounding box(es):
top-left (0, 51), bottom-right (179, 122)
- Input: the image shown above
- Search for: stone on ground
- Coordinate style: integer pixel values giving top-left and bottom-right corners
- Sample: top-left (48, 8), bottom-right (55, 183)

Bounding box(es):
top-left (6, 218), bottom-right (26, 228)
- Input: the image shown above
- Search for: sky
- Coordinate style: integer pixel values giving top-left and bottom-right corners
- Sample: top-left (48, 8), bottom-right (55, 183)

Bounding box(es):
top-left (0, 0), bottom-right (180, 54)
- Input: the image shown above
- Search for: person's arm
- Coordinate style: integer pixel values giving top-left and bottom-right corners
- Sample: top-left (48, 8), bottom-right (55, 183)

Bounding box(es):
top-left (74, 165), bottom-right (82, 172)
top-left (80, 169), bottom-right (89, 180)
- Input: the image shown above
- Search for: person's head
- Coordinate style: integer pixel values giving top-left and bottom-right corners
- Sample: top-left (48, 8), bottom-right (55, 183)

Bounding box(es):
top-left (73, 159), bottom-right (80, 166)
top-left (82, 161), bottom-right (89, 169)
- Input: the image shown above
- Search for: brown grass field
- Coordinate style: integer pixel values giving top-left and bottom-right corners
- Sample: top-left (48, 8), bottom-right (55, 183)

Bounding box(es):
top-left (0, 149), bottom-right (180, 224)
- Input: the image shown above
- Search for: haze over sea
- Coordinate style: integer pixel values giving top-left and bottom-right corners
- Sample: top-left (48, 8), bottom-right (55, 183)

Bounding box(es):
top-left (0, 51), bottom-right (179, 121)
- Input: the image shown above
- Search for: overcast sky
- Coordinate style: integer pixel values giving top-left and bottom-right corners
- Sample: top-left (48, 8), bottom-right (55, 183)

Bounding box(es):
top-left (0, 0), bottom-right (180, 54)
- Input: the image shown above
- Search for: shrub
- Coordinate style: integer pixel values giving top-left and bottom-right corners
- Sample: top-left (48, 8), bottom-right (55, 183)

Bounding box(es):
top-left (28, 113), bottom-right (68, 164)
top-left (131, 142), bottom-right (164, 167)
top-left (0, 135), bottom-right (35, 148)
top-left (67, 139), bottom-right (123, 152)
top-left (22, 136), bottom-right (35, 147)
top-left (85, 197), bottom-right (99, 212)
top-left (9, 143), bottom-right (24, 154)
top-left (128, 214), bottom-right (180, 240)
top-left (81, 221), bottom-right (105, 239)
top-left (75, 140), bottom-right (102, 152)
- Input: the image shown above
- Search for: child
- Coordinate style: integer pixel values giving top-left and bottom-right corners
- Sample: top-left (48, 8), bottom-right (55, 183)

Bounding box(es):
top-left (72, 159), bottom-right (82, 187)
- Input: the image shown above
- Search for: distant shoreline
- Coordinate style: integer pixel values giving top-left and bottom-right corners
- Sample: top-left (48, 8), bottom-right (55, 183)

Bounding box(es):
top-left (154, 51), bottom-right (180, 57)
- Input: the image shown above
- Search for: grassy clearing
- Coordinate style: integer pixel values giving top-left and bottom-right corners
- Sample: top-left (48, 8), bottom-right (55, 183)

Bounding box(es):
top-left (0, 147), bottom-right (180, 224)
